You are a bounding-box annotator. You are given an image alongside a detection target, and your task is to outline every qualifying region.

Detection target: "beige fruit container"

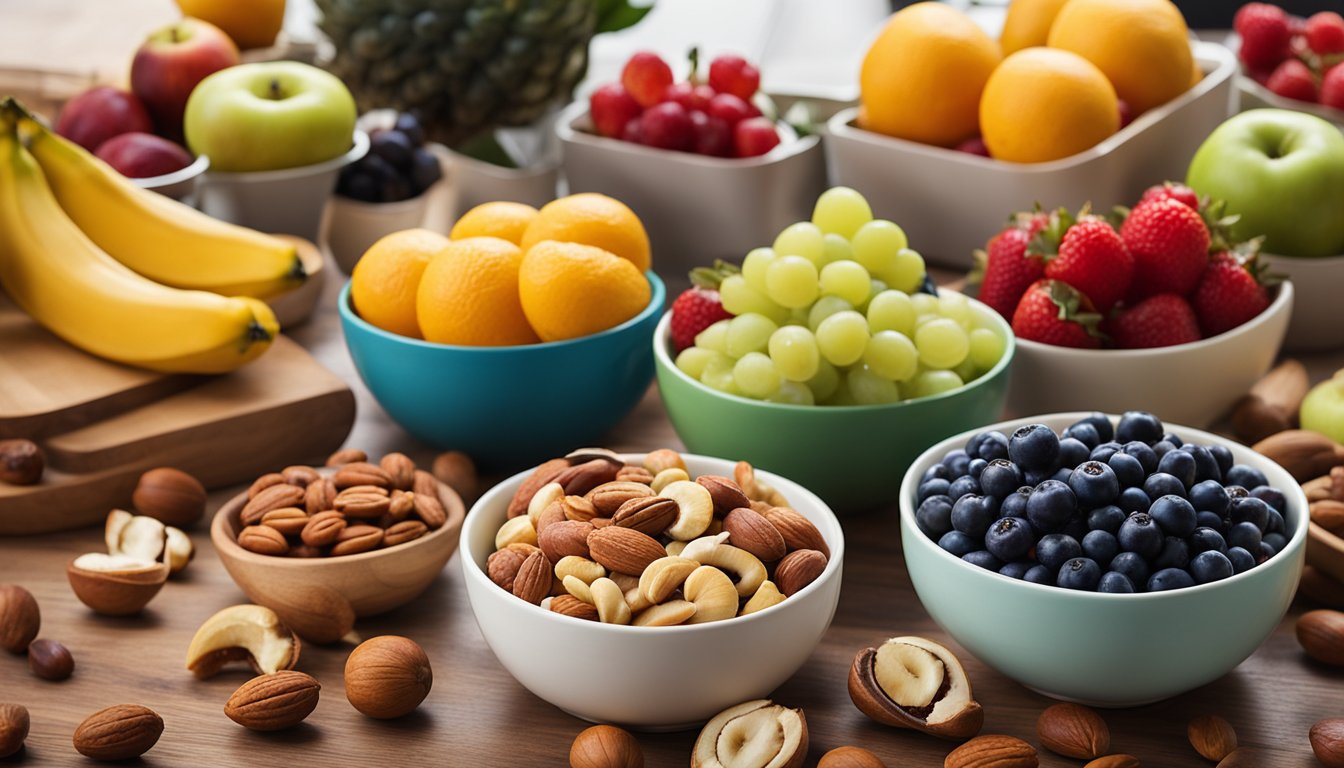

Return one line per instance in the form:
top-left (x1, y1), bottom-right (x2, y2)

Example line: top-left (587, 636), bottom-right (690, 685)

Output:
top-left (1262, 252), bottom-right (1344, 351)
top-left (825, 41), bottom-right (1237, 269)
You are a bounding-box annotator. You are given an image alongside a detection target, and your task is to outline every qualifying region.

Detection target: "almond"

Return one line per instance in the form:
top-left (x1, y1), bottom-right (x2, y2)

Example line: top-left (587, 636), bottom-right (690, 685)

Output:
top-left (304, 477), bottom-right (337, 515)
top-left (550, 594), bottom-right (599, 621)
top-left (1037, 703), bottom-right (1109, 759)
top-left (239, 525), bottom-right (289, 556)
top-left (331, 525), bottom-right (383, 556)
top-left (588, 526), bottom-right (666, 576)
top-left (507, 458), bottom-right (571, 518)
top-left (281, 465), bottom-right (320, 487)
top-left (333, 461), bottom-right (392, 489)
top-left (247, 472), bottom-right (286, 499)
top-left (538, 520), bottom-right (595, 563)
top-left (774, 549), bottom-right (826, 596)
top-left (556, 459), bottom-right (621, 496)
top-left (225, 670), bottom-right (320, 731)
top-left (73, 704), bottom-right (163, 760)
top-left (380, 452), bottom-right (417, 490)
top-left (512, 551), bottom-right (552, 605)
top-left (723, 507), bottom-right (787, 562)
top-left (944, 734), bottom-right (1038, 768)
top-left (1084, 756), bottom-right (1140, 768)
top-left (612, 496), bottom-right (678, 537)
top-left (586, 481), bottom-right (654, 516)
top-left (1188, 715), bottom-right (1237, 761)
top-left (487, 548), bottom-right (528, 591)
top-left (1310, 718), bottom-right (1344, 768)
top-left (384, 520), bottom-right (428, 547)
top-left (325, 448), bottom-right (368, 467)
top-left (241, 483), bottom-right (306, 526)
top-left (1297, 609), bottom-right (1344, 666)
top-left (763, 506), bottom-right (830, 558)
top-left (301, 510), bottom-right (346, 547)
top-left (260, 507), bottom-right (309, 536)
top-left (697, 475), bottom-right (751, 515)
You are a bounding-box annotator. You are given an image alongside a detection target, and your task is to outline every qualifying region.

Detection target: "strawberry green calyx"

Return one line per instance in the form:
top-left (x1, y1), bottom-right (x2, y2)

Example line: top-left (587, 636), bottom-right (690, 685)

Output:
top-left (1045, 279), bottom-right (1106, 340)
top-left (688, 260), bottom-right (740, 291)
top-left (1026, 206), bottom-right (1078, 261)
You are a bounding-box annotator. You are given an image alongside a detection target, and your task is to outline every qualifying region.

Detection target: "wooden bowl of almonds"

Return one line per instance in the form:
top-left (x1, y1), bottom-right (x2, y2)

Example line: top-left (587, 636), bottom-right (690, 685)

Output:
top-left (211, 450), bottom-right (466, 625)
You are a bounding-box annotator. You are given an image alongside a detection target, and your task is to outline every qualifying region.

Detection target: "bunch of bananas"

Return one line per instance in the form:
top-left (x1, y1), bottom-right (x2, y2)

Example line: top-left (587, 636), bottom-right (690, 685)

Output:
top-left (0, 98), bottom-right (306, 374)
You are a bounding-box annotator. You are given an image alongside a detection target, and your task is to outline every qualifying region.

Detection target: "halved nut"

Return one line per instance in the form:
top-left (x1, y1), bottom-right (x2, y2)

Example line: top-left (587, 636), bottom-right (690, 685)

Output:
top-left (633, 600), bottom-right (696, 627)
top-left (684, 565), bottom-right (739, 624)
top-left (495, 516), bottom-right (538, 550)
top-left (623, 585), bottom-right (653, 613)
top-left (590, 578), bottom-right (631, 625)
top-left (639, 556), bottom-right (699, 604)
top-left (67, 554), bottom-right (169, 616)
top-left (105, 510), bottom-right (133, 554)
top-left (663, 480), bottom-right (715, 541)
top-left (164, 527), bottom-right (194, 574)
top-left (527, 482), bottom-right (565, 525)
top-left (692, 699), bottom-right (807, 768)
top-left (186, 604), bottom-right (300, 680)
top-left (554, 556), bottom-right (605, 585)
top-left (117, 515), bottom-right (167, 562)
top-left (563, 575), bottom-right (594, 604)
top-left (848, 636), bottom-right (983, 740)
top-left (740, 581), bottom-right (786, 617)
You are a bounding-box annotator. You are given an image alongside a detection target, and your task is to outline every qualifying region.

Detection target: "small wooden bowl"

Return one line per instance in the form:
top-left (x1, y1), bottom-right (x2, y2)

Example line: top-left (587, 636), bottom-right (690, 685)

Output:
top-left (1307, 521), bottom-right (1344, 585)
top-left (211, 472), bottom-right (465, 619)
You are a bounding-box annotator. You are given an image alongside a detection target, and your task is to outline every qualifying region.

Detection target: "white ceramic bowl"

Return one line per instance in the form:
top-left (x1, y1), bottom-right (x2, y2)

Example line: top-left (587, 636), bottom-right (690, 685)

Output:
top-left (825, 41), bottom-right (1237, 269)
top-left (901, 413), bottom-right (1307, 706)
top-left (1262, 253), bottom-right (1344, 351)
top-left (460, 453), bottom-right (845, 730)
top-left (131, 153), bottom-right (209, 202)
top-left (1007, 282), bottom-right (1293, 427)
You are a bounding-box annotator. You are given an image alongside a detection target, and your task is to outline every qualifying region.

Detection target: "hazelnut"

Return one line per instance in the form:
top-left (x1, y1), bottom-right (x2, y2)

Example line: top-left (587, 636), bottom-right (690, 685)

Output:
top-left (432, 450), bottom-right (478, 501)
top-left (848, 636), bottom-right (983, 740)
top-left (28, 638), bottom-right (73, 681)
top-left (1311, 718), bottom-right (1344, 768)
top-left (0, 703), bottom-right (29, 758)
top-left (0, 439), bottom-right (43, 485)
top-left (132, 467), bottom-right (207, 528)
top-left (344, 636), bottom-right (432, 719)
top-left (0, 584), bottom-right (40, 654)
top-left (569, 724), bottom-right (644, 768)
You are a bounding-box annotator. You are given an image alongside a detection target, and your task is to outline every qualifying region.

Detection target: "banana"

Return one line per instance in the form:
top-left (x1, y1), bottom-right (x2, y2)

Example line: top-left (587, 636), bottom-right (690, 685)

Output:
top-left (21, 116), bottom-right (305, 299)
top-left (0, 127), bottom-right (277, 374)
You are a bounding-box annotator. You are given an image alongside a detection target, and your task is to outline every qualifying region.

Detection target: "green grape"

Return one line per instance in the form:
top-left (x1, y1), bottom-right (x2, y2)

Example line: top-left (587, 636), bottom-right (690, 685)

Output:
top-left (676, 346), bottom-right (726, 379)
top-left (938, 291), bottom-right (973, 327)
top-left (720, 274), bottom-right (788, 323)
top-left (954, 358), bottom-right (979, 384)
top-left (863, 330), bottom-right (918, 382)
top-left (816, 310), bottom-right (870, 366)
top-left (911, 293), bottom-right (939, 316)
top-left (764, 255), bottom-right (820, 309)
top-left (808, 295), bottom-right (853, 331)
top-left (848, 365), bottom-right (902, 404)
top-left (915, 318), bottom-right (970, 369)
top-left (824, 378), bottom-right (857, 406)
top-left (767, 325), bottom-right (820, 382)
top-left (908, 369), bottom-right (964, 399)
top-left (733, 352), bottom-right (782, 398)
top-left (881, 247), bottom-right (927, 293)
top-left (806, 359), bottom-right (840, 402)
top-left (700, 354), bottom-right (741, 394)
top-left (741, 247), bottom-right (776, 294)
top-left (772, 222), bottom-right (826, 266)
top-left (968, 327), bottom-right (1005, 370)
top-left (812, 186), bottom-right (873, 239)
top-left (726, 313), bottom-right (778, 358)
top-left (766, 380), bottom-right (815, 406)
top-left (818, 260), bottom-right (872, 306)
top-left (694, 319), bottom-right (731, 354)
top-left (866, 290), bottom-right (915, 335)
top-left (851, 219), bottom-right (905, 278)
top-left (822, 233), bottom-right (854, 265)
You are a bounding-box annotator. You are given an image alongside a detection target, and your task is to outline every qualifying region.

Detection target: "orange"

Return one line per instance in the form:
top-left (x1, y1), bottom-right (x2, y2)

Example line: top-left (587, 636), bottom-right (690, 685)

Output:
top-left (175, 0), bottom-right (285, 49)
top-left (350, 228), bottom-right (449, 339)
top-left (449, 201), bottom-right (538, 245)
top-left (519, 193), bottom-right (651, 273)
top-left (518, 241), bottom-right (651, 342)
top-left (858, 2), bottom-right (1002, 148)
top-left (1000, 0), bottom-right (1071, 55)
top-left (1047, 0), bottom-right (1194, 115)
top-left (416, 237), bottom-right (539, 346)
top-left (980, 48), bottom-right (1119, 164)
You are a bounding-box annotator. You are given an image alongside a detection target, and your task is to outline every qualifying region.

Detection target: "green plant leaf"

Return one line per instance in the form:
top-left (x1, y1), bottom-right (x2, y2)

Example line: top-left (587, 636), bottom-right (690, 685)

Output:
top-left (596, 0), bottom-right (653, 34)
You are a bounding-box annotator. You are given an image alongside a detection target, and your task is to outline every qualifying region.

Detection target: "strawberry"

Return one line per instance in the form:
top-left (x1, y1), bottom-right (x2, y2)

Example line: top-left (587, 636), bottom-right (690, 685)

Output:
top-left (1011, 279), bottom-right (1104, 349)
top-left (1322, 64), bottom-right (1344, 110)
top-left (669, 263), bottom-right (735, 351)
top-left (1192, 250), bottom-right (1271, 337)
top-left (1041, 216), bottom-right (1133, 313)
top-left (972, 211), bottom-right (1049, 319)
top-left (1109, 294), bottom-right (1201, 349)
top-left (1120, 198), bottom-right (1211, 299)
top-left (1139, 182), bottom-right (1199, 210)
top-left (1266, 58), bottom-right (1318, 102)
top-left (1307, 11), bottom-right (1344, 56)
top-left (1235, 3), bottom-right (1293, 70)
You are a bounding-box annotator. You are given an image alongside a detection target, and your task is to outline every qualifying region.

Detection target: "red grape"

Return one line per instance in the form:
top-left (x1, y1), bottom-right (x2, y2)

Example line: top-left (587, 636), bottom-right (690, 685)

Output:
top-left (707, 92), bottom-right (758, 126)
top-left (640, 101), bottom-right (693, 151)
top-left (622, 51), bottom-right (674, 109)
top-left (708, 54), bottom-right (761, 101)
top-left (621, 116), bottom-right (645, 145)
top-left (733, 117), bottom-right (780, 158)
top-left (664, 82), bottom-right (715, 113)
top-left (590, 83), bottom-right (642, 138)
top-left (690, 110), bottom-right (732, 156)
top-left (953, 136), bottom-right (990, 157)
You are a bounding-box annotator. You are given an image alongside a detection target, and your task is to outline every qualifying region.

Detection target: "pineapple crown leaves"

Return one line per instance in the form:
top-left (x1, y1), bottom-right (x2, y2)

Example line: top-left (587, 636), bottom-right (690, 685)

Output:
top-left (1045, 279), bottom-right (1107, 340)
top-left (687, 260), bottom-right (740, 291)
top-left (595, 0), bottom-right (654, 35)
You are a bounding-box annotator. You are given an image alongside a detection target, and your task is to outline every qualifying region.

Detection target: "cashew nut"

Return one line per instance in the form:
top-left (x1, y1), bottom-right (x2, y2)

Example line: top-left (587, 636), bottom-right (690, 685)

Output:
top-left (633, 600), bottom-right (696, 627)
top-left (666, 541), bottom-right (688, 557)
top-left (494, 515), bottom-right (537, 550)
top-left (554, 556), bottom-right (605, 585)
top-left (563, 574), bottom-right (593, 604)
top-left (682, 543), bottom-right (766, 597)
top-left (651, 467), bottom-right (691, 493)
top-left (639, 556), bottom-right (699, 604)
top-left (678, 532), bottom-right (731, 562)
top-left (740, 580), bottom-right (786, 616)
top-left (527, 481), bottom-right (565, 525)
top-left (683, 565), bottom-right (738, 624)
top-left (590, 577), bottom-right (631, 625)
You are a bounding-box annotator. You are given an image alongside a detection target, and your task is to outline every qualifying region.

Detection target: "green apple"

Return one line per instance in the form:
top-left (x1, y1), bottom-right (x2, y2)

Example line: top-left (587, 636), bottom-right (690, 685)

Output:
top-left (184, 61), bottom-right (357, 172)
top-left (1186, 109), bottom-right (1344, 258)
top-left (1302, 369), bottom-right (1344, 446)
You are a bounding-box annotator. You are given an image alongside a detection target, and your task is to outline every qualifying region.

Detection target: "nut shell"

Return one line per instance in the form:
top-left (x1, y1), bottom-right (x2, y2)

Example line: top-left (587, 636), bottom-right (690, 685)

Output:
top-left (570, 724), bottom-right (644, 768)
top-left (0, 703), bottom-right (28, 758)
top-left (132, 467), bottom-right (206, 528)
top-left (848, 637), bottom-right (983, 741)
top-left (1037, 702), bottom-right (1109, 759)
top-left (344, 635), bottom-right (433, 719)
top-left (72, 704), bottom-right (163, 761)
top-left (0, 584), bottom-right (40, 653)
top-left (66, 557), bottom-right (168, 615)
top-left (28, 638), bottom-right (74, 681)
top-left (225, 670), bottom-right (321, 731)
top-left (1311, 718), bottom-right (1344, 768)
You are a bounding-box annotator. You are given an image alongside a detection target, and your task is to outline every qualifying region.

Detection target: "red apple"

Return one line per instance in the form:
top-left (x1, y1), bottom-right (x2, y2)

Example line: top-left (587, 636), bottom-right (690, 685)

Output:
top-left (55, 86), bottom-right (154, 153)
top-left (94, 132), bottom-right (194, 178)
top-left (130, 17), bottom-right (239, 141)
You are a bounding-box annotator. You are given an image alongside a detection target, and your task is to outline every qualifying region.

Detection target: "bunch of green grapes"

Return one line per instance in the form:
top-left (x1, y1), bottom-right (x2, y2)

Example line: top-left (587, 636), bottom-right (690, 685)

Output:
top-left (674, 187), bottom-right (1008, 406)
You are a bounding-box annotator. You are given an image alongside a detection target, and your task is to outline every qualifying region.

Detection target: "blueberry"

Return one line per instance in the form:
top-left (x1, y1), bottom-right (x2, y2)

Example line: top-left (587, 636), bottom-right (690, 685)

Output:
top-left (1052, 467), bottom-right (1074, 484)
top-left (1098, 571), bottom-right (1135, 593)
top-left (962, 550), bottom-right (1003, 570)
top-left (1009, 424), bottom-right (1061, 472)
top-left (1162, 432), bottom-right (1184, 448)
top-left (1189, 480), bottom-right (1231, 516)
top-left (1082, 529), bottom-right (1119, 565)
top-left (1149, 495), bottom-right (1197, 537)
top-left (1063, 422), bottom-right (1101, 449)
top-left (915, 495), bottom-right (954, 538)
top-left (1259, 540), bottom-right (1277, 560)
top-left (1263, 531), bottom-right (1287, 554)
top-left (1157, 450), bottom-right (1196, 489)
top-left (1153, 536), bottom-right (1190, 570)
top-left (1116, 411), bottom-right (1164, 445)
top-left (1147, 567), bottom-right (1196, 591)
top-left (922, 463), bottom-right (952, 483)
top-left (370, 129), bottom-right (415, 171)
top-left (1196, 511), bottom-right (1226, 532)
top-left (1069, 461), bottom-right (1120, 508)
top-left (1227, 546), bottom-right (1256, 573)
top-left (938, 530), bottom-right (979, 557)
top-left (1107, 452), bottom-right (1145, 488)
top-left (968, 458), bottom-right (988, 479)
top-left (1120, 441), bottom-right (1159, 474)
top-left (1023, 469), bottom-right (1053, 487)
top-left (1225, 464), bottom-right (1268, 490)
top-left (948, 475), bottom-right (980, 502)
top-left (394, 111), bottom-right (426, 146)
top-left (1229, 496), bottom-right (1270, 532)
top-left (979, 459), bottom-right (1024, 499)
top-left (1266, 508), bottom-right (1286, 535)
top-left (1180, 444), bottom-right (1221, 483)
top-left (1117, 487), bottom-right (1152, 514)
top-left (1063, 516), bottom-right (1089, 542)
top-left (1036, 533), bottom-right (1083, 571)
top-left (1226, 521), bottom-right (1263, 553)
top-left (1208, 444), bottom-right (1235, 476)
top-left (951, 494), bottom-right (998, 539)
top-left (1088, 505), bottom-right (1126, 533)
top-left (1190, 527), bottom-right (1228, 554)
top-left (1024, 564), bottom-right (1054, 585)
top-left (1058, 438), bottom-right (1091, 469)
top-left (1027, 480), bottom-right (1077, 532)
top-left (999, 487), bottom-right (1031, 519)
top-left (1118, 512), bottom-right (1163, 560)
top-left (1108, 551), bottom-right (1151, 587)
top-left (1057, 557), bottom-right (1102, 591)
top-left (1226, 485), bottom-right (1250, 499)
top-left (943, 449), bottom-right (972, 478)
top-left (408, 147), bottom-right (442, 193)
top-left (1190, 550), bottom-right (1234, 583)
top-left (1074, 413), bottom-right (1115, 443)
top-left (985, 516), bottom-right (1034, 562)
top-left (970, 431), bottom-right (1009, 461)
top-left (917, 478), bottom-right (951, 504)
top-left (1143, 472), bottom-right (1187, 500)
top-left (999, 560), bottom-right (1034, 579)
top-left (1250, 486), bottom-right (1287, 515)
top-left (1152, 440), bottom-right (1178, 459)
top-left (1089, 441), bottom-right (1123, 463)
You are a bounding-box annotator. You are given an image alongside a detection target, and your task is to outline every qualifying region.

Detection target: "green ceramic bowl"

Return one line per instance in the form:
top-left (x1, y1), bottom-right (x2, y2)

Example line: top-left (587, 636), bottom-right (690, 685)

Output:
top-left (653, 295), bottom-right (1014, 512)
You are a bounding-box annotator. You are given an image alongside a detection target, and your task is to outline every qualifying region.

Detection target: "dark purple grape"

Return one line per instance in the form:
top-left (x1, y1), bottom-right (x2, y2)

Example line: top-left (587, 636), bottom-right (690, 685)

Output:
top-left (371, 130), bottom-right (415, 171)
top-left (409, 147), bottom-right (443, 194)
top-left (394, 112), bottom-right (426, 146)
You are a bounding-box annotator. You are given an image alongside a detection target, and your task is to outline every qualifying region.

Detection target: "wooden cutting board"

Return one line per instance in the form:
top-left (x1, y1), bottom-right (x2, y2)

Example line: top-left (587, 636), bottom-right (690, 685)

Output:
top-left (0, 294), bottom-right (356, 535)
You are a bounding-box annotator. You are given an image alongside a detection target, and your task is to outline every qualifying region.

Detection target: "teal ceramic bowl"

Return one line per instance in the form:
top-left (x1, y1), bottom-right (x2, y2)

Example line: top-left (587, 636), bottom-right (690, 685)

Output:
top-left (653, 295), bottom-right (1014, 512)
top-left (900, 413), bottom-right (1307, 707)
top-left (339, 273), bottom-right (665, 469)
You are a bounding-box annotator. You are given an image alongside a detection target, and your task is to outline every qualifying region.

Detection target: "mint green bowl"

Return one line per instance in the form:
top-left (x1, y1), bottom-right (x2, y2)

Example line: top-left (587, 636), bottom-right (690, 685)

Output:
top-left (653, 296), bottom-right (1014, 512)
top-left (900, 413), bottom-right (1307, 706)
